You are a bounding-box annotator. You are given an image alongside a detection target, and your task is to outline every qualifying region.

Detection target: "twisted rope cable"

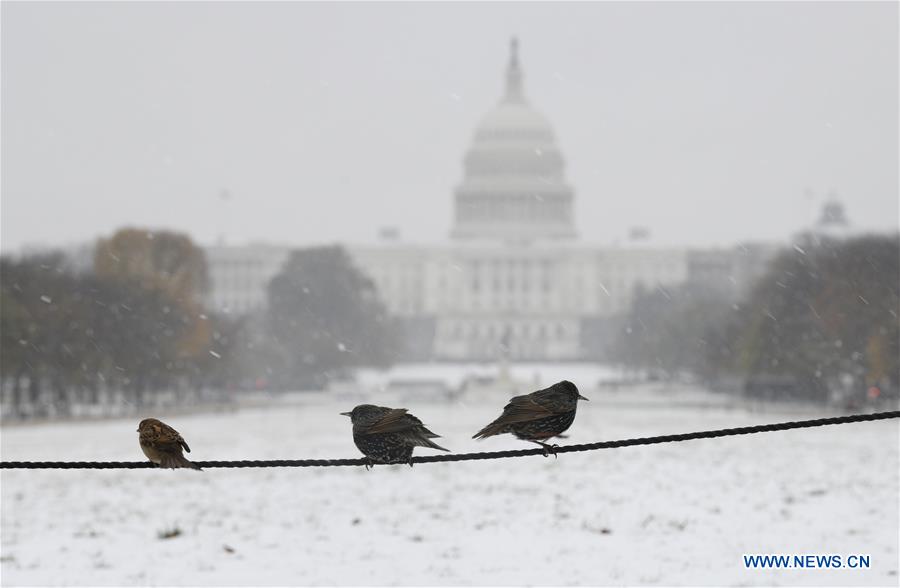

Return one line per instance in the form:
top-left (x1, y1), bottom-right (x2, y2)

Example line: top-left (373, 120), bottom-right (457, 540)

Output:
top-left (2, 410), bottom-right (897, 469)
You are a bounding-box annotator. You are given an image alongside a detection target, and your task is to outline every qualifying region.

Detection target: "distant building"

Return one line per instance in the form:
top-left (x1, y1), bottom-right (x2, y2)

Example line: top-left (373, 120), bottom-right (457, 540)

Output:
top-left (810, 198), bottom-right (854, 241)
top-left (203, 39), bottom-right (772, 361)
top-left (788, 197), bottom-right (861, 253)
top-left (205, 243), bottom-right (289, 314)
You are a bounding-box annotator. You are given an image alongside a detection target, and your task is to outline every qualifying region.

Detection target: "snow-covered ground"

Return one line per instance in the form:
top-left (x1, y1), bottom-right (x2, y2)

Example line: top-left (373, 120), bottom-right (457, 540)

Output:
top-left (2, 380), bottom-right (897, 586)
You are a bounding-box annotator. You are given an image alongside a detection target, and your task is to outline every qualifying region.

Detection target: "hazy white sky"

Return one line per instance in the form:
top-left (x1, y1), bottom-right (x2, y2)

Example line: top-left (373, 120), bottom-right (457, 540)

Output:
top-left (2, 1), bottom-right (897, 252)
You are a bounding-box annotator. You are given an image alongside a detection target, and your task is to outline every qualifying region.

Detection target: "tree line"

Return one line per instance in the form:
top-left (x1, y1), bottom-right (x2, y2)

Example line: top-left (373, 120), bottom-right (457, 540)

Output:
top-left (5, 226), bottom-right (893, 417)
top-left (609, 233), bottom-right (900, 405)
top-left (0, 230), bottom-right (399, 419)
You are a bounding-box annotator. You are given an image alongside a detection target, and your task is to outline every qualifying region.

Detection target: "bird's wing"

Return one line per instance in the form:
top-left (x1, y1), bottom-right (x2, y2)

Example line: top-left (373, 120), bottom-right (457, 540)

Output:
top-left (362, 408), bottom-right (416, 434)
top-left (147, 422), bottom-right (190, 453)
top-left (472, 393), bottom-right (555, 439)
top-left (495, 393), bottom-right (557, 424)
top-left (530, 386), bottom-right (572, 412)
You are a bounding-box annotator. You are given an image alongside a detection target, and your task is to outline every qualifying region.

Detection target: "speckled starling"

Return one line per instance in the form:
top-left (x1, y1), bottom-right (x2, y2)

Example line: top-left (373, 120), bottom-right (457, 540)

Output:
top-left (341, 404), bottom-right (449, 467)
top-left (473, 380), bottom-right (589, 455)
top-left (137, 418), bottom-right (202, 470)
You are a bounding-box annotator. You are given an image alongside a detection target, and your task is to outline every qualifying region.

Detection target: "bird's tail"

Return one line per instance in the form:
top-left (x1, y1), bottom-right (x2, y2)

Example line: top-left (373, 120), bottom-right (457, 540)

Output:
top-left (159, 453), bottom-right (203, 471)
top-left (413, 433), bottom-right (450, 452)
top-left (472, 420), bottom-right (507, 440)
top-left (419, 425), bottom-right (442, 439)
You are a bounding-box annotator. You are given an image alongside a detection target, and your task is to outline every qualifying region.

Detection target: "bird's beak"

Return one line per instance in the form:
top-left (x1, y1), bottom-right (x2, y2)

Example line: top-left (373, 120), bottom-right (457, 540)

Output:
top-left (339, 412), bottom-right (351, 417)
top-left (578, 394), bottom-right (590, 401)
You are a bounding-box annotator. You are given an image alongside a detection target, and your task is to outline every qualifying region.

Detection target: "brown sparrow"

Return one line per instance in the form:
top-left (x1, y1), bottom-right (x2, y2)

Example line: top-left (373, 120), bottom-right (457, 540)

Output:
top-left (137, 418), bottom-right (202, 470)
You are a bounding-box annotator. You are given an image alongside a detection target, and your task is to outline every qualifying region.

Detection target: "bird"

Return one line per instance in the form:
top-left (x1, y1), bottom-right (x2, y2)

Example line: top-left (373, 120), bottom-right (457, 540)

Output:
top-left (137, 418), bottom-right (202, 470)
top-left (341, 404), bottom-right (449, 468)
top-left (473, 380), bottom-right (589, 456)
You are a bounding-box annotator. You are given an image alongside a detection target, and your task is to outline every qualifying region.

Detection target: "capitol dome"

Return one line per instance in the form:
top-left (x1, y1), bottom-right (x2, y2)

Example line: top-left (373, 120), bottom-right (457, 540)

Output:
top-left (474, 104), bottom-right (554, 141)
top-left (451, 38), bottom-right (576, 242)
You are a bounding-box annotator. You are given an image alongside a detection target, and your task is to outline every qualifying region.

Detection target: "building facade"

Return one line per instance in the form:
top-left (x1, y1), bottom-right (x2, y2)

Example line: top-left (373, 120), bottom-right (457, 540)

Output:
top-left (204, 40), bottom-right (768, 361)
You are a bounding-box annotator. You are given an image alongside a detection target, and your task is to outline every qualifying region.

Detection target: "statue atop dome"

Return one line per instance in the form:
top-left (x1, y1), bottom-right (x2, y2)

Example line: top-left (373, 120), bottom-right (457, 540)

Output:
top-left (504, 36), bottom-right (526, 104)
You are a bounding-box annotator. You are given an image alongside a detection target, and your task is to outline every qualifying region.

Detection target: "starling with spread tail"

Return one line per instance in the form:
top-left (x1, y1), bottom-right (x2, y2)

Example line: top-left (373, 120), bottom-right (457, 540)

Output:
top-left (341, 404), bottom-right (449, 467)
top-left (138, 418), bottom-right (202, 470)
top-left (473, 380), bottom-right (589, 455)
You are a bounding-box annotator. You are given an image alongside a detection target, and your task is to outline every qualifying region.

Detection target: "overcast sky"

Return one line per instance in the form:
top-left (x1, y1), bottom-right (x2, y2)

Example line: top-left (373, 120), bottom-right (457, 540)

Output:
top-left (2, 1), bottom-right (897, 252)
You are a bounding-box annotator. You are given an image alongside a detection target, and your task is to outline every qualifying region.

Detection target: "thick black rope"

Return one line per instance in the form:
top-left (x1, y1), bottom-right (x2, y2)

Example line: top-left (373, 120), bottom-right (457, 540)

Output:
top-left (2, 411), bottom-right (897, 469)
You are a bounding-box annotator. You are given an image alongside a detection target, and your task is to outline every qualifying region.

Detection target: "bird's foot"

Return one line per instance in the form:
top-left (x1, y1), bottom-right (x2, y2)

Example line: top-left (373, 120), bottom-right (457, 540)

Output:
top-left (364, 458), bottom-right (374, 471)
top-left (533, 441), bottom-right (559, 458)
top-left (407, 457), bottom-right (415, 468)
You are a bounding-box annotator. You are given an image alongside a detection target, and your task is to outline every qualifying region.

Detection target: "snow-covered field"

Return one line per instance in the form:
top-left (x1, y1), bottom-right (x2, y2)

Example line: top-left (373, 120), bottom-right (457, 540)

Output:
top-left (2, 381), bottom-right (898, 586)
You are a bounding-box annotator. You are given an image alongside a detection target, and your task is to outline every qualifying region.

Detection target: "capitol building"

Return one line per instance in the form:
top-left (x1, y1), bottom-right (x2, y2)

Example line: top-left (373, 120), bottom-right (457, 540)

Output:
top-left (206, 40), bottom-right (771, 361)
